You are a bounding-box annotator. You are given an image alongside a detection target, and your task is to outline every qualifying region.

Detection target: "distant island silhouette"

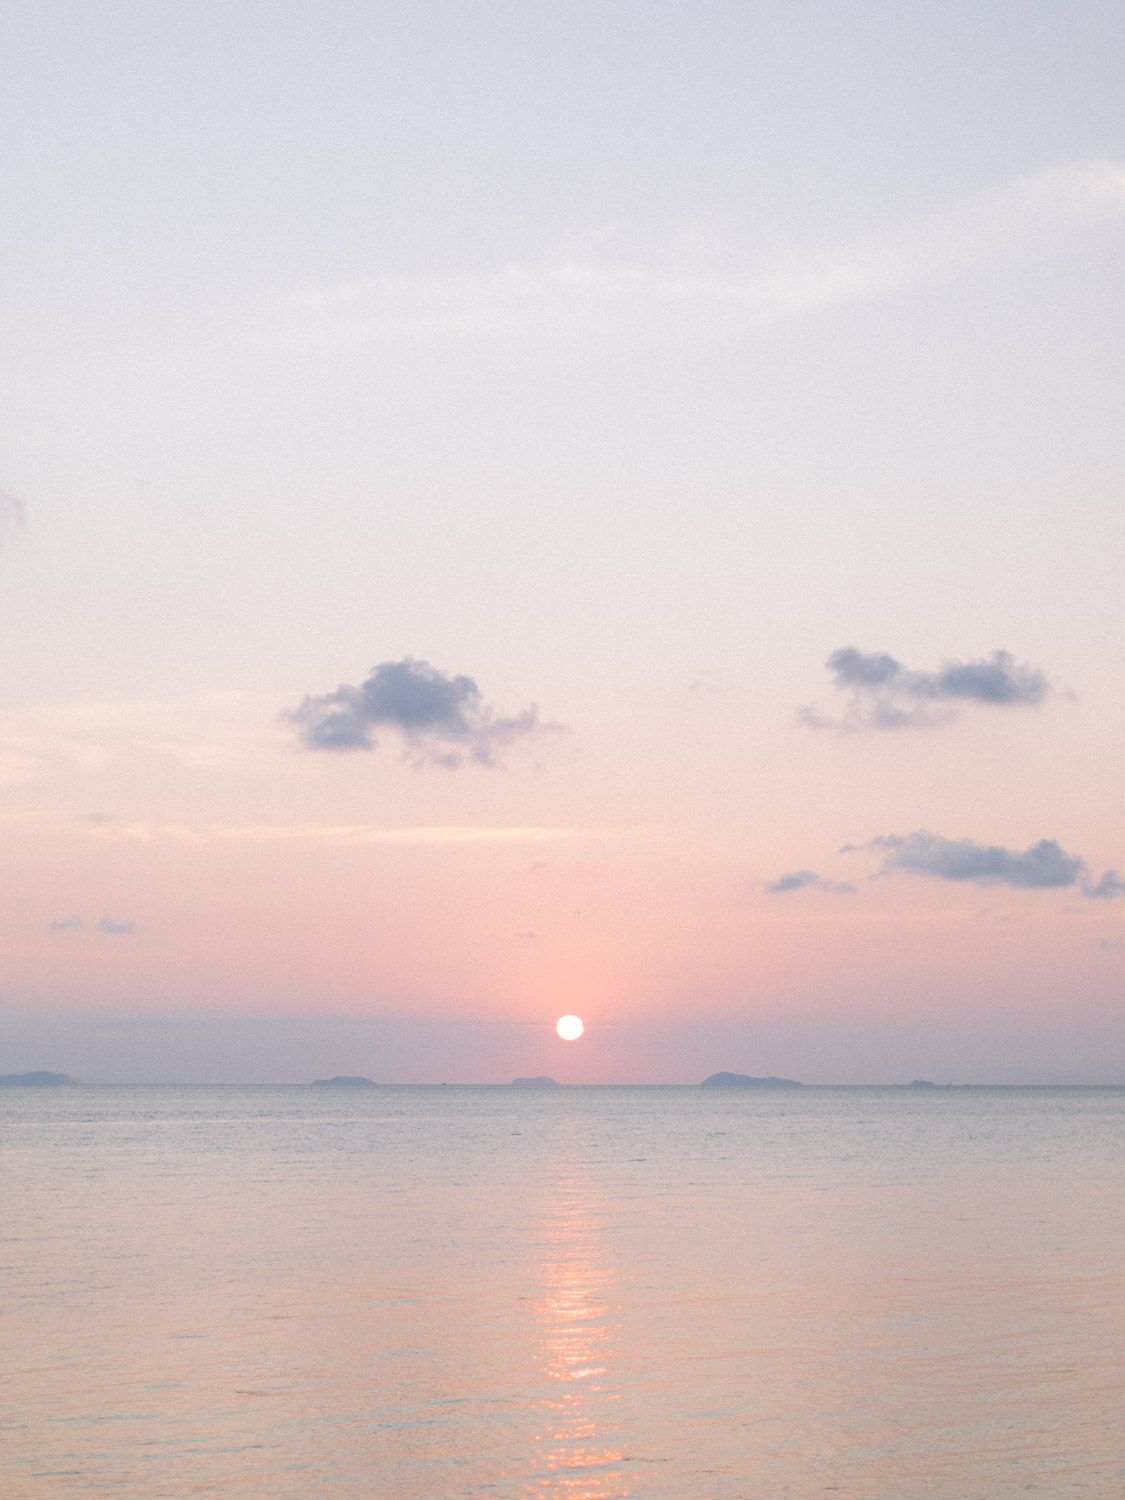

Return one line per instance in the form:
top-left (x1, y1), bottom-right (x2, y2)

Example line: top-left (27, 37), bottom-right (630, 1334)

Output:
top-left (311, 1075), bottom-right (377, 1087)
top-left (701, 1072), bottom-right (803, 1088)
top-left (0, 1071), bottom-right (76, 1086)
top-left (510, 1076), bottom-right (560, 1087)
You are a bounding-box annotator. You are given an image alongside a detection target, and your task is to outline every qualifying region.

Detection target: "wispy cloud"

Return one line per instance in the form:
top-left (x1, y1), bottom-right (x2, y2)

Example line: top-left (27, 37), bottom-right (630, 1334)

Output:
top-left (766, 870), bottom-right (857, 895)
top-left (487, 928), bottom-right (542, 945)
top-left (1, 489), bottom-right (25, 547)
top-left (292, 161), bottom-right (1125, 343)
top-left (849, 831), bottom-right (1122, 899)
top-left (0, 692), bottom-right (293, 786)
top-left (82, 820), bottom-right (597, 848)
top-left (801, 647), bottom-right (1053, 731)
top-left (287, 657), bottom-right (561, 768)
top-left (47, 913), bottom-right (137, 935)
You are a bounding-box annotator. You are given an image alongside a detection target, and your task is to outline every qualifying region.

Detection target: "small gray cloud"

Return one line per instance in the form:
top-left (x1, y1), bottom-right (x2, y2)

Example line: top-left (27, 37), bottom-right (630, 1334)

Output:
top-left (767, 869), bottom-right (820, 894)
top-left (851, 831), bottom-right (1120, 899)
top-left (766, 869), bottom-right (856, 895)
top-left (872, 832), bottom-right (1083, 887)
top-left (829, 647), bottom-right (1049, 705)
top-left (803, 647), bottom-right (1052, 730)
top-left (287, 657), bottom-right (558, 768)
top-left (96, 917), bottom-right (136, 935)
top-left (48, 915), bottom-right (83, 933)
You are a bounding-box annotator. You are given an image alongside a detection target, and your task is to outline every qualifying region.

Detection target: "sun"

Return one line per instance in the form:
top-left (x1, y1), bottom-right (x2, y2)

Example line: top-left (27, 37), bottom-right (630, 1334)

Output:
top-left (555, 1014), bottom-right (584, 1041)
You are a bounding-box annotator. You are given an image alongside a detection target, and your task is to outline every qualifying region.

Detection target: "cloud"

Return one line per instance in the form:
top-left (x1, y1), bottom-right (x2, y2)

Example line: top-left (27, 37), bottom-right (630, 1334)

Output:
top-left (767, 870), bottom-right (820, 894)
top-left (1, 489), bottom-right (25, 547)
top-left (47, 913), bottom-right (139, 934)
top-left (874, 832), bottom-right (1083, 887)
top-left (803, 647), bottom-right (1052, 730)
top-left (766, 869), bottom-right (857, 896)
top-left (828, 647), bottom-right (1049, 704)
top-left (292, 161), bottom-right (1125, 344)
top-left (81, 819), bottom-right (595, 848)
top-left (1083, 870), bottom-right (1125, 901)
top-left (0, 691), bottom-right (296, 788)
top-left (287, 657), bottom-right (558, 768)
top-left (852, 831), bottom-right (1122, 899)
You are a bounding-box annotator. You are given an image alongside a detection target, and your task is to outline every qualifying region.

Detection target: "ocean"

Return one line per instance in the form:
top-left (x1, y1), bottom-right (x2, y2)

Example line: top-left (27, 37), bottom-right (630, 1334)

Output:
top-left (2, 1084), bottom-right (1123, 1498)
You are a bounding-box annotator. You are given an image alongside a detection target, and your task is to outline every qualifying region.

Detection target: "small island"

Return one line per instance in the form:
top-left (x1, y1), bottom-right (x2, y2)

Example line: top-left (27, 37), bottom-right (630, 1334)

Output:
top-left (0, 1071), bottom-right (77, 1086)
top-left (311, 1075), bottom-right (377, 1087)
top-left (510, 1076), bottom-right (560, 1088)
top-left (701, 1072), bottom-right (803, 1088)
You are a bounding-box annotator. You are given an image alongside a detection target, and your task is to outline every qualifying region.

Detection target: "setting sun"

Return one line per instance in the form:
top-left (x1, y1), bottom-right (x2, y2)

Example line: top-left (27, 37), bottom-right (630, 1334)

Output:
top-left (555, 1014), bottom-right (585, 1041)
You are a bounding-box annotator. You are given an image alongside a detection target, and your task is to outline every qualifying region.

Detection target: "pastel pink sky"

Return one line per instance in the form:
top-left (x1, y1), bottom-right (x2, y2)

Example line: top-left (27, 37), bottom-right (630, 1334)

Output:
top-left (1, 3), bottom-right (1122, 1081)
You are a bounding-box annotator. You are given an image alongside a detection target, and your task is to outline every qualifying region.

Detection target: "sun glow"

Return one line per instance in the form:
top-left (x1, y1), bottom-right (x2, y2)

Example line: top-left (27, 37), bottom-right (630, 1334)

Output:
top-left (555, 1014), bottom-right (585, 1041)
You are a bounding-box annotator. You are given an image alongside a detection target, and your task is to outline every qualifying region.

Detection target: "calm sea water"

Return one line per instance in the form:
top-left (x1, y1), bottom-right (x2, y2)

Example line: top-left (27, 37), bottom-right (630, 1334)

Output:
top-left (2, 1085), bottom-right (1123, 1498)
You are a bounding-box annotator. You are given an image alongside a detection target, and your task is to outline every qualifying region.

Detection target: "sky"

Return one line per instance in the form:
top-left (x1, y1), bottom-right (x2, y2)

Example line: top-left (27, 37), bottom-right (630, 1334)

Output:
top-left (2, 0), bottom-right (1123, 1083)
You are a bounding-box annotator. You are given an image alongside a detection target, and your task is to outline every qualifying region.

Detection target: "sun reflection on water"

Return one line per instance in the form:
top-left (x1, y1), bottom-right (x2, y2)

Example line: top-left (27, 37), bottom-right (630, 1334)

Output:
top-left (524, 1163), bottom-right (630, 1499)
